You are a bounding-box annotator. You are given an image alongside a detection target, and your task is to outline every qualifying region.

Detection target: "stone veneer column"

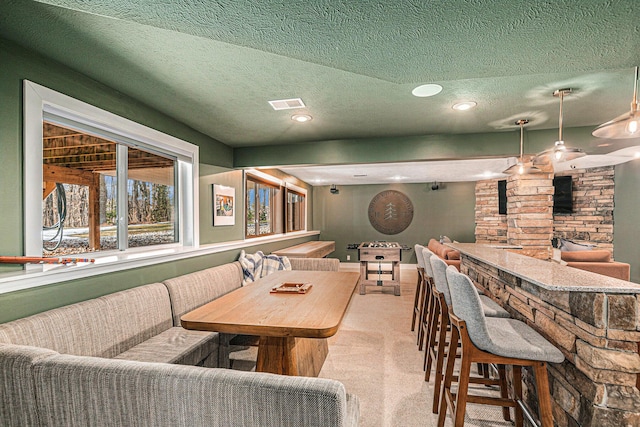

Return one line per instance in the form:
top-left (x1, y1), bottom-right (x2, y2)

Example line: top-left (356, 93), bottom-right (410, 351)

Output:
top-left (474, 180), bottom-right (508, 244)
top-left (506, 171), bottom-right (554, 259)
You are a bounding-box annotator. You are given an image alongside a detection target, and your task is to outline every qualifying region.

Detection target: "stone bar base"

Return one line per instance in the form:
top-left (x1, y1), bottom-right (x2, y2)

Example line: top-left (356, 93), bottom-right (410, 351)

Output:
top-left (461, 255), bottom-right (640, 427)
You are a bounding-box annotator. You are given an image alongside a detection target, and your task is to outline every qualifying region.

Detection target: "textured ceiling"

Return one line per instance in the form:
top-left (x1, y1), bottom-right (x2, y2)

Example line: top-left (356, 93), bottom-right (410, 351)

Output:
top-left (1, 0), bottom-right (639, 149)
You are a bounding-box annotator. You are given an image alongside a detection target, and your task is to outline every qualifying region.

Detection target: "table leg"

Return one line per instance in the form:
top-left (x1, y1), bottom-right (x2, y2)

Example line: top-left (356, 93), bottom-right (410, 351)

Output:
top-left (256, 336), bottom-right (328, 376)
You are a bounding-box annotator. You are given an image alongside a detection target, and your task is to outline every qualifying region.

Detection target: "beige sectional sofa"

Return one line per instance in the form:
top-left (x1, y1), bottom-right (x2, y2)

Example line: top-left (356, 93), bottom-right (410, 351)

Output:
top-left (0, 257), bottom-right (357, 427)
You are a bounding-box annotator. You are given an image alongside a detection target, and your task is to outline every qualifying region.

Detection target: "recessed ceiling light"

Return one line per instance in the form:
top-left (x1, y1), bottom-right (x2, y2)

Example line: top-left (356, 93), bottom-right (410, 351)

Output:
top-left (452, 101), bottom-right (477, 111)
top-left (291, 114), bottom-right (312, 123)
top-left (412, 84), bottom-right (443, 97)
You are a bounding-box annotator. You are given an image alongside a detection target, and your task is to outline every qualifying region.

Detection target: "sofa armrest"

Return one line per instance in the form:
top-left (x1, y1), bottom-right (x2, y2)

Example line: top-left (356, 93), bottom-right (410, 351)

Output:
top-left (0, 344), bottom-right (59, 427)
top-left (33, 355), bottom-right (359, 427)
top-left (289, 257), bottom-right (340, 271)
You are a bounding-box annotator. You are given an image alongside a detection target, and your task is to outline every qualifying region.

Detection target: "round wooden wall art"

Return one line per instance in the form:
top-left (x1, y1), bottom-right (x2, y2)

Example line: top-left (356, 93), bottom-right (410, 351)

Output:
top-left (368, 190), bottom-right (414, 235)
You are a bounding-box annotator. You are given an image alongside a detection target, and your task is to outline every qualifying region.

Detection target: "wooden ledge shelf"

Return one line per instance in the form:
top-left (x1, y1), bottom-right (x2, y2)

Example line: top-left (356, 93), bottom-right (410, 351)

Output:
top-left (272, 241), bottom-right (335, 258)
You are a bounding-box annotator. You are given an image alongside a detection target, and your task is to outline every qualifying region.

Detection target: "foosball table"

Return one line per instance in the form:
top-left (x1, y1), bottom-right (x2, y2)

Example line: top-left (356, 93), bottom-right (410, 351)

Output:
top-left (357, 241), bottom-right (401, 296)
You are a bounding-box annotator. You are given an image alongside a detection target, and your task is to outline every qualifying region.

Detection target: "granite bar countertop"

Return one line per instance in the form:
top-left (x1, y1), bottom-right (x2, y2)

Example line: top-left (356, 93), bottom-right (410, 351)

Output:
top-left (448, 243), bottom-right (640, 293)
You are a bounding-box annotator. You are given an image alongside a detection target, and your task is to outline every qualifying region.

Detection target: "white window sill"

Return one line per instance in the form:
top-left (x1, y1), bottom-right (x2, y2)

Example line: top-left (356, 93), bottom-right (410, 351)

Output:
top-left (0, 230), bottom-right (320, 295)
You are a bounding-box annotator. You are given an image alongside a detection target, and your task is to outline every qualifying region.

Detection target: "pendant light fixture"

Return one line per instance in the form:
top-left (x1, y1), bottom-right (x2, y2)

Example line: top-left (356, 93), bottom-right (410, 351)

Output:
top-left (592, 66), bottom-right (639, 139)
top-left (503, 119), bottom-right (542, 175)
top-left (534, 88), bottom-right (585, 164)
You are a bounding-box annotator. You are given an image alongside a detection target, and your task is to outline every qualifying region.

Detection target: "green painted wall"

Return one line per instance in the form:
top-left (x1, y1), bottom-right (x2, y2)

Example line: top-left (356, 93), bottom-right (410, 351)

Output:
top-left (313, 182), bottom-right (476, 265)
top-left (613, 160), bottom-right (640, 283)
top-left (0, 37), bottom-right (232, 269)
top-left (199, 169), bottom-right (246, 244)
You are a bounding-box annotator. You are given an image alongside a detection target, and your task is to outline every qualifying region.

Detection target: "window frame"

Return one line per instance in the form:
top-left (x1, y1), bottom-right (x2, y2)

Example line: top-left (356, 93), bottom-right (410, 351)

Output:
top-left (24, 81), bottom-right (199, 268)
top-left (244, 171), bottom-right (307, 238)
top-left (245, 172), bottom-right (281, 238)
top-left (285, 183), bottom-right (307, 233)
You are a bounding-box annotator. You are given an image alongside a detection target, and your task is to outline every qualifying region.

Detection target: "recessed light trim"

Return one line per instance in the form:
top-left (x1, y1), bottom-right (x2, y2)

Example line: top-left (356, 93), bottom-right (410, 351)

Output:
top-left (452, 101), bottom-right (477, 111)
top-left (291, 114), bottom-right (312, 123)
top-left (412, 84), bottom-right (443, 97)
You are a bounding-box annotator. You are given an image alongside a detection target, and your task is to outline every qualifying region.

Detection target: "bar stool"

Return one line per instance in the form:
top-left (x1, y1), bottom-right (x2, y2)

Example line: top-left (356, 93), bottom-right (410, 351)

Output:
top-left (438, 267), bottom-right (565, 427)
top-left (417, 247), bottom-right (435, 348)
top-left (424, 255), bottom-right (510, 414)
top-left (412, 244), bottom-right (426, 332)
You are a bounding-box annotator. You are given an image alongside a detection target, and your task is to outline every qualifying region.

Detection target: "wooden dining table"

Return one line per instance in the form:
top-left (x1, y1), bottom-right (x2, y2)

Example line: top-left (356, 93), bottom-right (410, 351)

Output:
top-left (180, 270), bottom-right (360, 377)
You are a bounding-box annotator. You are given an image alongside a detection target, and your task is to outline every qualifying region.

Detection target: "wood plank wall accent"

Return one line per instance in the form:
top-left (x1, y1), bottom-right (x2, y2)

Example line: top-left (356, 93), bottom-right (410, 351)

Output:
top-left (461, 256), bottom-right (640, 427)
top-left (475, 166), bottom-right (616, 257)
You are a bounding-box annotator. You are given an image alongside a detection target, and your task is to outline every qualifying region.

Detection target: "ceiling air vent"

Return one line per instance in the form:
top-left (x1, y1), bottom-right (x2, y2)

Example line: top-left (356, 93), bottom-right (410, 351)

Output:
top-left (268, 98), bottom-right (306, 110)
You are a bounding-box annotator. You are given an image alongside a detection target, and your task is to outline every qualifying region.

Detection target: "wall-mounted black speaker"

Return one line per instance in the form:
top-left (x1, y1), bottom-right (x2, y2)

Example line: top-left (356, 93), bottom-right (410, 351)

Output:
top-left (498, 180), bottom-right (507, 215)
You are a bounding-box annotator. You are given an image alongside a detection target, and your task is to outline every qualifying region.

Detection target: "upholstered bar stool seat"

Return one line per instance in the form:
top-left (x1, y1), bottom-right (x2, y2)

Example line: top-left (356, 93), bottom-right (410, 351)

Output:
top-left (439, 267), bottom-right (564, 427)
top-left (477, 296), bottom-right (508, 318)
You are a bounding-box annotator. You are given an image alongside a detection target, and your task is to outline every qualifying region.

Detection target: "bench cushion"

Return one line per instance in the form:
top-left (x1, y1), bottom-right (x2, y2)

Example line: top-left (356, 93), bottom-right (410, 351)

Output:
top-left (163, 262), bottom-right (243, 326)
top-left (0, 283), bottom-right (173, 358)
top-left (114, 327), bottom-right (219, 367)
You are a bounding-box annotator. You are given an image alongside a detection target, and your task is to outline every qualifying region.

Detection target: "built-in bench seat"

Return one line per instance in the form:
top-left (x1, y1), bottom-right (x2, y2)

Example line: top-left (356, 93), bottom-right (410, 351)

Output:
top-left (0, 256), bottom-right (358, 427)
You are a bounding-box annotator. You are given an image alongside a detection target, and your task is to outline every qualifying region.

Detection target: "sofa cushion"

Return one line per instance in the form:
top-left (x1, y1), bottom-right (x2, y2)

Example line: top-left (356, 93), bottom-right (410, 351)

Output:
top-left (0, 283), bottom-right (173, 358)
top-left (559, 238), bottom-right (595, 251)
top-left (114, 327), bottom-right (219, 367)
top-left (239, 250), bottom-right (265, 285)
top-left (260, 253), bottom-right (292, 278)
top-left (427, 238), bottom-right (459, 260)
top-left (561, 250), bottom-right (611, 263)
top-left (163, 262), bottom-right (243, 326)
top-left (446, 250), bottom-right (461, 260)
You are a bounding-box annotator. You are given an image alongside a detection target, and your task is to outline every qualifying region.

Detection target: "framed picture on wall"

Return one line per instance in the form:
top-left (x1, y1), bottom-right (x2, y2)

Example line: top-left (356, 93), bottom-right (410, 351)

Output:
top-left (213, 184), bottom-right (235, 226)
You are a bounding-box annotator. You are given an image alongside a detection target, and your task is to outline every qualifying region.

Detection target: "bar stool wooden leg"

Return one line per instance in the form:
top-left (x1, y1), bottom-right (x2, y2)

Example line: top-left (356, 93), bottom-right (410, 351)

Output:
top-left (418, 278), bottom-right (433, 349)
top-left (533, 362), bottom-right (554, 427)
top-left (437, 321), bottom-right (459, 427)
top-left (424, 291), bottom-right (442, 375)
top-left (512, 365), bottom-right (524, 427)
top-left (497, 364), bottom-right (512, 422)
top-left (430, 301), bottom-right (450, 413)
top-left (411, 268), bottom-right (424, 331)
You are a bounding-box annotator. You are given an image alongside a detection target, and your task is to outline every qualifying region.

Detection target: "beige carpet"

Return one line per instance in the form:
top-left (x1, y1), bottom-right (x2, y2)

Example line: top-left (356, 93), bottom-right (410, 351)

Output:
top-left (318, 267), bottom-right (521, 427)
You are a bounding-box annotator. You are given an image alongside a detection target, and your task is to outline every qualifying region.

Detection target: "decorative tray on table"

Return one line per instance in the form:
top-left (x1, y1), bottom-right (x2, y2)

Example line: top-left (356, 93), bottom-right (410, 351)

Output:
top-left (270, 282), bottom-right (313, 294)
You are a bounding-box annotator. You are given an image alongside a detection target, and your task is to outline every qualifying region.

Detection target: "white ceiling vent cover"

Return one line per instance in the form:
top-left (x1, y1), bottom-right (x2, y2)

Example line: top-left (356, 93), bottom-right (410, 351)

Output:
top-left (268, 98), bottom-right (306, 110)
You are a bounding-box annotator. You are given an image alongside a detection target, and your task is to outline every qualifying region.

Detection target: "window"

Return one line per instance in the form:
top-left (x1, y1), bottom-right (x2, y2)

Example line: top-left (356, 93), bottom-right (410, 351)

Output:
top-left (42, 123), bottom-right (178, 255)
top-left (244, 172), bottom-right (306, 238)
top-left (286, 188), bottom-right (306, 232)
top-left (24, 81), bottom-right (198, 263)
top-left (245, 174), bottom-right (282, 237)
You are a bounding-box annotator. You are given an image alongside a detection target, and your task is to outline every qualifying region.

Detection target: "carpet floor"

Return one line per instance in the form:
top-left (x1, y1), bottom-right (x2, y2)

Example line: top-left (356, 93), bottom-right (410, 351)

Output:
top-left (318, 267), bottom-right (522, 427)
